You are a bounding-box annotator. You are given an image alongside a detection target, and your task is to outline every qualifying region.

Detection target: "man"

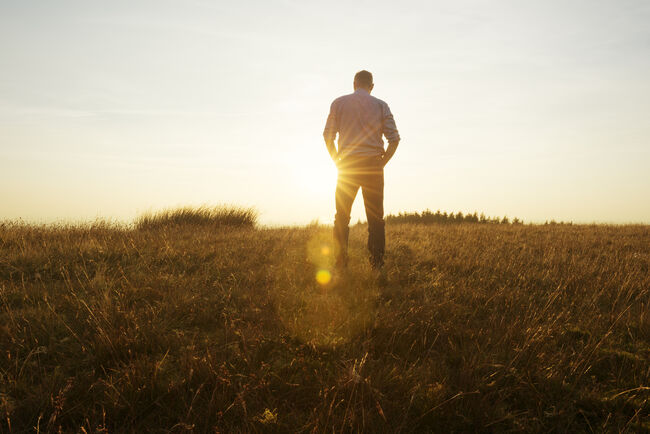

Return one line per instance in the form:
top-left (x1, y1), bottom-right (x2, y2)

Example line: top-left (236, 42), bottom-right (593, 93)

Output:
top-left (323, 70), bottom-right (400, 270)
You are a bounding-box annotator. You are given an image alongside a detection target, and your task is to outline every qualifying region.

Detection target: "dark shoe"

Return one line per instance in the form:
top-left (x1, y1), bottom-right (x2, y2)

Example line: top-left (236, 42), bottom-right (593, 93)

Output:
top-left (369, 256), bottom-right (384, 270)
top-left (335, 255), bottom-right (348, 270)
top-left (372, 267), bottom-right (388, 287)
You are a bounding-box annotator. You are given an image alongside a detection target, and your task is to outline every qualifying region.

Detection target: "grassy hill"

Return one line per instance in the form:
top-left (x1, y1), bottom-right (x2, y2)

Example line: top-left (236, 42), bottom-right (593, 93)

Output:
top-left (1, 210), bottom-right (648, 432)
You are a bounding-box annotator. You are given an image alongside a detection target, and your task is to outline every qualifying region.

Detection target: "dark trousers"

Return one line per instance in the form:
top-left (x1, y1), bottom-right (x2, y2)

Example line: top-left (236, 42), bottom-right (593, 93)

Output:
top-left (333, 156), bottom-right (385, 268)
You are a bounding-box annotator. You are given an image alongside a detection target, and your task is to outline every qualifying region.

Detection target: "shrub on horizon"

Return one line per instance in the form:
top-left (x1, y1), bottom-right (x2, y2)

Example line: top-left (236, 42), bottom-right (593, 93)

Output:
top-left (136, 205), bottom-right (257, 230)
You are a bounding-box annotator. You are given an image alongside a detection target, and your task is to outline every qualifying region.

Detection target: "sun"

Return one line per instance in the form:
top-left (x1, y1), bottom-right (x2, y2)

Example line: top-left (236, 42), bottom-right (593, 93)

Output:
top-left (290, 147), bottom-right (338, 195)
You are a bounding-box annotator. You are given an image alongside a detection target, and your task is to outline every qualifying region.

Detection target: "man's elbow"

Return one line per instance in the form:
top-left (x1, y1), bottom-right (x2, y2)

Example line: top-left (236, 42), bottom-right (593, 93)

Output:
top-left (324, 131), bottom-right (337, 144)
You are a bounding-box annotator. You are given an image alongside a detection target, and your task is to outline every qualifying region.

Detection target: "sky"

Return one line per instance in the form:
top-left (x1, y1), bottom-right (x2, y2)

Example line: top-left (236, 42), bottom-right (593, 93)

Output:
top-left (1, 0), bottom-right (649, 225)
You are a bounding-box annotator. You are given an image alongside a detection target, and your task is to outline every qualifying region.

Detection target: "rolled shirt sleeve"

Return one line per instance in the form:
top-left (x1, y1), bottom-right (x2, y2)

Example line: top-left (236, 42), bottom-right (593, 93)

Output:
top-left (323, 100), bottom-right (339, 143)
top-left (381, 102), bottom-right (400, 145)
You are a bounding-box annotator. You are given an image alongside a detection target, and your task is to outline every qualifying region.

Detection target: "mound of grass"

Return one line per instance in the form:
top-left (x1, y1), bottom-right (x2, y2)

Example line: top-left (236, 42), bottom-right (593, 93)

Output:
top-left (136, 205), bottom-right (257, 230)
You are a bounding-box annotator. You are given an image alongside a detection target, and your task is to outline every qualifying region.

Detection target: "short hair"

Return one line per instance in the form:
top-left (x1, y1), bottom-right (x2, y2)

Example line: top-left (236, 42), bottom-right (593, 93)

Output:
top-left (354, 70), bottom-right (373, 88)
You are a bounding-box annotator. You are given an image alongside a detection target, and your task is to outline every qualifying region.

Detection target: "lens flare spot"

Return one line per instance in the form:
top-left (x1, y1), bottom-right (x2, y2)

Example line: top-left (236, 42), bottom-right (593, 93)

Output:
top-left (321, 246), bottom-right (331, 256)
top-left (316, 269), bottom-right (332, 285)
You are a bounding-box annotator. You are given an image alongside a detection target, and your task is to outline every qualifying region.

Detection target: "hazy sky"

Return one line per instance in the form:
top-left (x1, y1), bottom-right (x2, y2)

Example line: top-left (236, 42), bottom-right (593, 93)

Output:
top-left (1, 0), bottom-right (649, 225)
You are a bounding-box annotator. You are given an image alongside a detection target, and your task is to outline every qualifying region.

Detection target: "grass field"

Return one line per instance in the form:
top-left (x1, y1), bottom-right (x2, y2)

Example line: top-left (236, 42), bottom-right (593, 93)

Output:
top-left (0, 210), bottom-right (648, 432)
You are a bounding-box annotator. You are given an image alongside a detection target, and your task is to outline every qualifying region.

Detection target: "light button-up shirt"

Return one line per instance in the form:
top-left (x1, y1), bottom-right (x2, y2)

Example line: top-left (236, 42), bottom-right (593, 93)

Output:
top-left (323, 88), bottom-right (400, 159)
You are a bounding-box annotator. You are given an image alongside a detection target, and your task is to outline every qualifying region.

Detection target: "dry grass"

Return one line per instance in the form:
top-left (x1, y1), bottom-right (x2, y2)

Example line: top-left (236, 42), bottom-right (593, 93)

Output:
top-left (0, 214), bottom-right (648, 432)
top-left (136, 206), bottom-right (258, 230)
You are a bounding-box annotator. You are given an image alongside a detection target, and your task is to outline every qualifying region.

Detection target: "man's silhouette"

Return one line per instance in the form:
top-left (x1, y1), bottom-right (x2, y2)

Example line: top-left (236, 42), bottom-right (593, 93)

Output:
top-left (323, 70), bottom-right (400, 270)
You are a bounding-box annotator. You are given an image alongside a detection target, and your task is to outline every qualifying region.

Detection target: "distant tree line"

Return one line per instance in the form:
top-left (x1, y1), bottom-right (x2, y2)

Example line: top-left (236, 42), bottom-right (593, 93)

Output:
top-left (384, 210), bottom-right (576, 225)
top-left (385, 210), bottom-right (524, 225)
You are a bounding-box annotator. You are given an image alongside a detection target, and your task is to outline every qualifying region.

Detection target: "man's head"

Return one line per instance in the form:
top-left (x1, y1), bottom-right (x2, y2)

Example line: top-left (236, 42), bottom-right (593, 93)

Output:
top-left (353, 70), bottom-right (374, 92)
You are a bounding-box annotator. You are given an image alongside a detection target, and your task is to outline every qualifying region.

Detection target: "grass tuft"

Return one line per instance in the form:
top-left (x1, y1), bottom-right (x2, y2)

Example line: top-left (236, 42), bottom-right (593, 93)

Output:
top-left (135, 205), bottom-right (257, 230)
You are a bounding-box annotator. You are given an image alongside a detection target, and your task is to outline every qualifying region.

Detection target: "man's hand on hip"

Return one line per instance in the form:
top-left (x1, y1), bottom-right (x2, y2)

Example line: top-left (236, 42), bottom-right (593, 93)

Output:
top-left (325, 141), bottom-right (338, 164)
top-left (382, 141), bottom-right (399, 167)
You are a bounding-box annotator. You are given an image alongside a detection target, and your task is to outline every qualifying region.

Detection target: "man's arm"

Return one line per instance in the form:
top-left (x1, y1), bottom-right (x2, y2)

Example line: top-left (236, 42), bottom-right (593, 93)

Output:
top-left (381, 102), bottom-right (400, 167)
top-left (323, 101), bottom-right (339, 163)
top-left (325, 140), bottom-right (338, 162)
top-left (382, 140), bottom-right (399, 166)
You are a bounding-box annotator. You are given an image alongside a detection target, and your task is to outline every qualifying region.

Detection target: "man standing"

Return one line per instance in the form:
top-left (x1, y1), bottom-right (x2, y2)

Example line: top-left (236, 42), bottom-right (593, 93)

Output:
top-left (323, 70), bottom-right (400, 270)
